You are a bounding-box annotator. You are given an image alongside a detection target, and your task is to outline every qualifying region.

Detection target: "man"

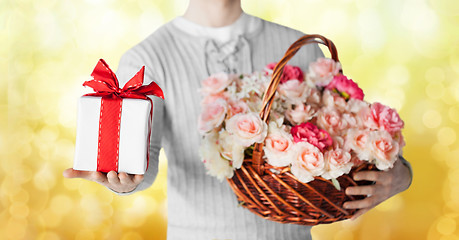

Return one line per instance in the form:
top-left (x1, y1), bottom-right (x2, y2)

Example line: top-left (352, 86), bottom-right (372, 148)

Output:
top-left (64, 0), bottom-right (412, 239)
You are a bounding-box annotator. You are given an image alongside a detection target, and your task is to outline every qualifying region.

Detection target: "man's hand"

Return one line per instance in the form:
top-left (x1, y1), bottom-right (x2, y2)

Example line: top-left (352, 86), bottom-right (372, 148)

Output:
top-left (63, 168), bottom-right (144, 193)
top-left (343, 159), bottom-right (412, 220)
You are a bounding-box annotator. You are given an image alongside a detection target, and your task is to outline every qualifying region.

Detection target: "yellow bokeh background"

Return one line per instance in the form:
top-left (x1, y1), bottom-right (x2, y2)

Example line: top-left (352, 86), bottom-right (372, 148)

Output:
top-left (2, 0), bottom-right (459, 239)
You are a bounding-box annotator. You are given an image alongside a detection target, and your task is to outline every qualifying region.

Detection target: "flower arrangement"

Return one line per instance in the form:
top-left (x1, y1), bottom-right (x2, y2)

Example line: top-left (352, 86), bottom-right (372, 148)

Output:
top-left (198, 57), bottom-right (405, 187)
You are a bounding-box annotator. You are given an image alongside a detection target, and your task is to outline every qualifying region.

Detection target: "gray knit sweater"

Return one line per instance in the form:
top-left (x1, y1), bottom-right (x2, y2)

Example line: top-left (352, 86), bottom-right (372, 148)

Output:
top-left (115, 14), bottom-right (323, 240)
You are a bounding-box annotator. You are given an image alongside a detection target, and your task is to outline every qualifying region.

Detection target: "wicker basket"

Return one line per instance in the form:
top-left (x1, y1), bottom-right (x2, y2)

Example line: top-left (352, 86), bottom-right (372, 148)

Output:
top-left (226, 34), bottom-right (375, 225)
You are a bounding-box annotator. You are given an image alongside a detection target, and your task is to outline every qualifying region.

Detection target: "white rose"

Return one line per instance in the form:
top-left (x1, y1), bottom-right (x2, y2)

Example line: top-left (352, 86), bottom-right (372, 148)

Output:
top-left (199, 131), bottom-right (234, 181)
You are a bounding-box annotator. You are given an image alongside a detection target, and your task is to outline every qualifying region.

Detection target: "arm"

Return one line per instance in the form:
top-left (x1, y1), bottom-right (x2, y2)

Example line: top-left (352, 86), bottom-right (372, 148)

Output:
top-left (64, 51), bottom-right (164, 195)
top-left (343, 155), bottom-right (413, 219)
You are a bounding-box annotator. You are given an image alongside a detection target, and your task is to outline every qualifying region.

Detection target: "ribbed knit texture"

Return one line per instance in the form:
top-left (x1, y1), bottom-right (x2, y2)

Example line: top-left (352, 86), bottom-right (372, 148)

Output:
top-left (115, 14), bottom-right (323, 240)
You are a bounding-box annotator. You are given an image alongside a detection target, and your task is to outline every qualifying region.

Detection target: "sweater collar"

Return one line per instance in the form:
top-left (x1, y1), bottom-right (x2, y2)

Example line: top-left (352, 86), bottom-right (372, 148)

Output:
top-left (171, 12), bottom-right (262, 43)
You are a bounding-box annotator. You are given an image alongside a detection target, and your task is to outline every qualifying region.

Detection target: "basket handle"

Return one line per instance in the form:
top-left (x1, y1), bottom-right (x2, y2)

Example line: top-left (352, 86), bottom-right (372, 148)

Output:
top-left (251, 34), bottom-right (341, 175)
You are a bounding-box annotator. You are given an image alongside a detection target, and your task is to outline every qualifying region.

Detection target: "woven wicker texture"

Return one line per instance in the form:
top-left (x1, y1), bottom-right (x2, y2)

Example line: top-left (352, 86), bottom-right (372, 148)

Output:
top-left (227, 34), bottom-right (375, 225)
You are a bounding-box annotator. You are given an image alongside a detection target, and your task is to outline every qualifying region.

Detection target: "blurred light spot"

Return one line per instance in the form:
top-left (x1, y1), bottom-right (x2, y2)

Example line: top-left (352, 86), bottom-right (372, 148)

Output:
top-left (401, 0), bottom-right (438, 36)
top-left (358, 9), bottom-right (385, 52)
top-left (430, 0), bottom-right (459, 16)
top-left (9, 203), bottom-right (29, 219)
top-left (449, 81), bottom-right (459, 102)
top-left (449, 106), bottom-right (459, 124)
top-left (426, 82), bottom-right (445, 100)
top-left (6, 218), bottom-right (27, 239)
top-left (122, 195), bottom-right (157, 227)
top-left (9, 189), bottom-right (30, 204)
top-left (38, 210), bottom-right (62, 228)
top-left (436, 216), bottom-right (457, 235)
top-left (437, 127), bottom-right (457, 146)
top-left (375, 195), bottom-right (404, 212)
top-left (33, 164), bottom-right (56, 191)
top-left (450, 46), bottom-right (459, 74)
top-left (383, 88), bottom-right (405, 110)
top-left (386, 65), bottom-right (410, 85)
top-left (319, 9), bottom-right (350, 36)
top-left (37, 231), bottom-right (61, 240)
top-left (121, 232), bottom-right (144, 240)
top-left (431, 143), bottom-right (450, 163)
top-left (50, 195), bottom-right (73, 215)
top-left (425, 67), bottom-right (445, 83)
top-left (75, 229), bottom-right (95, 240)
top-left (423, 109), bottom-right (442, 129)
top-left (1, 178), bottom-right (22, 196)
top-left (333, 229), bottom-right (354, 240)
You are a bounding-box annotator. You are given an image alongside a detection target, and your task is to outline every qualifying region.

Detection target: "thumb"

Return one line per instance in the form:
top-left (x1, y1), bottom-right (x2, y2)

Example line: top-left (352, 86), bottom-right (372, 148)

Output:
top-left (63, 168), bottom-right (90, 179)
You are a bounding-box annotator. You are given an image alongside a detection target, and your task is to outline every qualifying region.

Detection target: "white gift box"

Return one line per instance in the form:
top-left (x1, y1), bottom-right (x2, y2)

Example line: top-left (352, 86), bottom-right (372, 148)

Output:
top-left (73, 96), bottom-right (151, 174)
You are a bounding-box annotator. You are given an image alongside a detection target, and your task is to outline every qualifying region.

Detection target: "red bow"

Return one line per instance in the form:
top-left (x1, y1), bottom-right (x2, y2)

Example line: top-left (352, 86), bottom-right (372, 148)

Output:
top-left (83, 59), bottom-right (164, 100)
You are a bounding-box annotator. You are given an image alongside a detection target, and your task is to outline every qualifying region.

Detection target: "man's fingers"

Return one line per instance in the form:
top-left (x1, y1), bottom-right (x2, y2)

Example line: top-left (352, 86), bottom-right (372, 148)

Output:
top-left (133, 175), bottom-right (144, 185)
top-left (346, 184), bottom-right (381, 196)
top-left (353, 171), bottom-right (384, 181)
top-left (91, 171), bottom-right (108, 185)
top-left (343, 196), bottom-right (377, 209)
top-left (63, 168), bottom-right (92, 179)
top-left (107, 171), bottom-right (120, 185)
top-left (119, 172), bottom-right (134, 185)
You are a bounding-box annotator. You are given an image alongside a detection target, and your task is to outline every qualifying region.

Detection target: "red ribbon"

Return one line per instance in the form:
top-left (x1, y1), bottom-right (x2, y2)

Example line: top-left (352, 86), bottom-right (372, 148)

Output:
top-left (83, 59), bottom-right (164, 173)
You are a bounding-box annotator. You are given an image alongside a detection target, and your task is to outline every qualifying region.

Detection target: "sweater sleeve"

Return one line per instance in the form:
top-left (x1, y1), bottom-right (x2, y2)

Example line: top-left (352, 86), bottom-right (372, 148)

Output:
top-left (109, 49), bottom-right (165, 195)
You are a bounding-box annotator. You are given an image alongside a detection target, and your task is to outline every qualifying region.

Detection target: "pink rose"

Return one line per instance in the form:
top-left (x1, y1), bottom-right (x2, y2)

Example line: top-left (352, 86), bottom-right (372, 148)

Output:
top-left (278, 79), bottom-right (308, 103)
top-left (316, 108), bottom-right (346, 135)
top-left (226, 113), bottom-right (268, 147)
top-left (291, 122), bottom-right (333, 152)
top-left (198, 99), bottom-right (227, 134)
top-left (322, 148), bottom-right (353, 179)
top-left (368, 131), bottom-right (399, 170)
top-left (376, 103), bottom-right (405, 134)
top-left (201, 72), bottom-right (235, 95)
top-left (306, 87), bottom-right (322, 105)
top-left (264, 123), bottom-right (294, 167)
top-left (326, 75), bottom-right (364, 100)
top-left (285, 103), bottom-right (316, 125)
top-left (291, 142), bottom-right (325, 183)
top-left (307, 58), bottom-right (342, 86)
top-left (358, 105), bottom-right (379, 130)
top-left (265, 63), bottom-right (304, 83)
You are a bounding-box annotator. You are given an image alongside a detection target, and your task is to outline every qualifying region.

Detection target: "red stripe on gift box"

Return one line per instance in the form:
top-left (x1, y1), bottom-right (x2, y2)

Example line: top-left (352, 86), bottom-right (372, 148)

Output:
top-left (96, 96), bottom-right (122, 173)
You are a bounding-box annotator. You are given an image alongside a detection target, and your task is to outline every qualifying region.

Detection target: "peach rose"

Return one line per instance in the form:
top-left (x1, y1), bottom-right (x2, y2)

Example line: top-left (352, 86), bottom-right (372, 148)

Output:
top-left (369, 131), bottom-right (399, 170)
top-left (264, 123), bottom-right (295, 167)
top-left (322, 89), bottom-right (347, 112)
top-left (307, 58), bottom-right (342, 86)
top-left (278, 79), bottom-right (308, 103)
top-left (291, 142), bottom-right (325, 183)
top-left (226, 113), bottom-right (268, 147)
top-left (198, 99), bottom-right (227, 134)
top-left (201, 72), bottom-right (235, 95)
top-left (345, 129), bottom-right (372, 161)
top-left (227, 100), bottom-right (249, 118)
top-left (316, 108), bottom-right (346, 135)
top-left (285, 103), bottom-right (316, 125)
top-left (322, 148), bottom-right (353, 180)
